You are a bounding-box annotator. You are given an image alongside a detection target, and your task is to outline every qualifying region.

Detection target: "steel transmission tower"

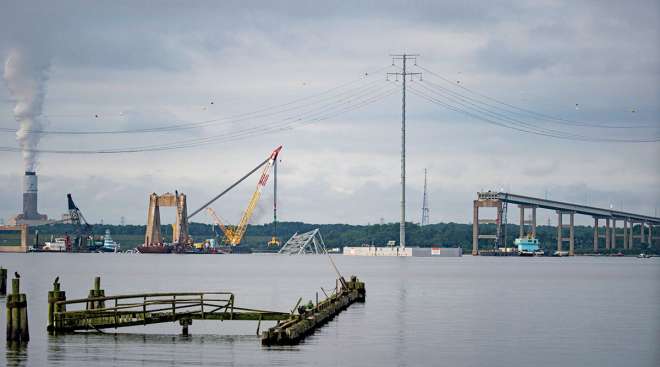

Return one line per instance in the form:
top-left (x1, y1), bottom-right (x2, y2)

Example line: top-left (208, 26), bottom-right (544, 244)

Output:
top-left (421, 168), bottom-right (430, 226)
top-left (388, 54), bottom-right (421, 249)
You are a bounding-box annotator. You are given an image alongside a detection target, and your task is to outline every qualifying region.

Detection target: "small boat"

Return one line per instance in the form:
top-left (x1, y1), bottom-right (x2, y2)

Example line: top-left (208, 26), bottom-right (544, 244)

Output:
top-left (637, 253), bottom-right (651, 258)
top-left (553, 250), bottom-right (570, 257)
top-left (99, 229), bottom-right (121, 253)
top-left (43, 238), bottom-right (69, 252)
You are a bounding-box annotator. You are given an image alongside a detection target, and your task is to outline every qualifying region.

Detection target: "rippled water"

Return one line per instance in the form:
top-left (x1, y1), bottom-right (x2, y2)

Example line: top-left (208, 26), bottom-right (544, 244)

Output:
top-left (1, 254), bottom-right (658, 366)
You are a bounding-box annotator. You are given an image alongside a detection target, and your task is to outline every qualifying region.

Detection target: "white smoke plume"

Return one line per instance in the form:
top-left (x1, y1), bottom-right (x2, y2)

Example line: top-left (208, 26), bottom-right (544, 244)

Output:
top-left (3, 48), bottom-right (50, 172)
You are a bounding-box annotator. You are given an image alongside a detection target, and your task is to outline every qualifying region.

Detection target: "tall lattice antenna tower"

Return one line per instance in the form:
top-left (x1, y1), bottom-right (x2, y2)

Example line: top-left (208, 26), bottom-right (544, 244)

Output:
top-left (421, 169), bottom-right (430, 226)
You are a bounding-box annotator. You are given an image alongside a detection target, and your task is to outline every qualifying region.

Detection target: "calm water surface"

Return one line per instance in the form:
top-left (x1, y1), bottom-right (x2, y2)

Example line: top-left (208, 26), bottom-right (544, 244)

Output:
top-left (1, 254), bottom-right (658, 366)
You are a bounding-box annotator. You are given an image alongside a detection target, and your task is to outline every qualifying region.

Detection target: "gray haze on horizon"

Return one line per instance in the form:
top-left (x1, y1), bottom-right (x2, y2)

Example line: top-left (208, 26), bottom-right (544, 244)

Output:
top-left (0, 0), bottom-right (659, 227)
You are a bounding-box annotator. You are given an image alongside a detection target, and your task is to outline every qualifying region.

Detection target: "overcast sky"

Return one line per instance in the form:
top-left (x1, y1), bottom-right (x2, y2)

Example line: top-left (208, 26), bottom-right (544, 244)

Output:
top-left (1, 0), bottom-right (659, 227)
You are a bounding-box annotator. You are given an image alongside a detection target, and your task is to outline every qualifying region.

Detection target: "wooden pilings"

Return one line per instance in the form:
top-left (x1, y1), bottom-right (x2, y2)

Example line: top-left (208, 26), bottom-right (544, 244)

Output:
top-left (6, 277), bottom-right (29, 343)
top-left (179, 318), bottom-right (192, 336)
top-left (0, 267), bottom-right (6, 296)
top-left (47, 278), bottom-right (66, 334)
top-left (86, 276), bottom-right (105, 310)
top-left (261, 276), bottom-right (366, 345)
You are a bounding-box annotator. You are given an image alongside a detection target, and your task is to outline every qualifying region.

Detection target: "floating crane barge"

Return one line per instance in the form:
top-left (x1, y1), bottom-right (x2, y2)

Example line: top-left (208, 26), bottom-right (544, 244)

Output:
top-left (47, 275), bottom-right (365, 346)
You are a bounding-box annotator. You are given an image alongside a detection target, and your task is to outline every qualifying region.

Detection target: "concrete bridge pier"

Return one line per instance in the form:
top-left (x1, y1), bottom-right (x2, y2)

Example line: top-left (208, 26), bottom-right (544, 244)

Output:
top-left (557, 211), bottom-right (563, 252)
top-left (594, 217), bottom-right (602, 253)
top-left (569, 213), bottom-right (575, 256)
top-left (611, 219), bottom-right (617, 250)
top-left (650, 224), bottom-right (659, 246)
top-left (605, 218), bottom-right (611, 250)
top-left (623, 219), bottom-right (629, 250)
top-left (518, 205), bottom-right (537, 238)
top-left (472, 198), bottom-right (503, 255)
top-left (628, 220), bottom-right (637, 249)
top-left (556, 211), bottom-right (575, 255)
top-left (647, 222), bottom-right (655, 245)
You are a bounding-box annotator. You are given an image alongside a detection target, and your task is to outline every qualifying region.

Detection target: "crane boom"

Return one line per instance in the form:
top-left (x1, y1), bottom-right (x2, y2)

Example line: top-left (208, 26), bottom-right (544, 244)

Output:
top-left (232, 146), bottom-right (282, 245)
top-left (205, 146), bottom-right (282, 246)
top-left (206, 207), bottom-right (238, 245)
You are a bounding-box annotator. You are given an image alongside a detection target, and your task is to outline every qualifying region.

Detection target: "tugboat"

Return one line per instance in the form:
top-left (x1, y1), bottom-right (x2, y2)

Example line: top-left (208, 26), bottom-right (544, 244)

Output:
top-left (99, 229), bottom-right (121, 253)
top-left (514, 236), bottom-right (543, 256)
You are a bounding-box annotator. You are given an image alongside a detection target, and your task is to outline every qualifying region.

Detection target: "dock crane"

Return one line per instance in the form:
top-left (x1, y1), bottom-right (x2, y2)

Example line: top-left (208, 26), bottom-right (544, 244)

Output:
top-left (203, 146), bottom-right (282, 246)
top-left (66, 193), bottom-right (92, 251)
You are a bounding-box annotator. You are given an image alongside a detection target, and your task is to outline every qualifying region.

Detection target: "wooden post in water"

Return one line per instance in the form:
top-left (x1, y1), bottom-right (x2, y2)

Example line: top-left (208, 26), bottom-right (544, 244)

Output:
top-left (0, 267), bottom-right (6, 296)
top-left (47, 278), bottom-right (66, 334)
top-left (86, 276), bottom-right (105, 310)
top-left (6, 277), bottom-right (29, 343)
top-left (179, 318), bottom-right (192, 336)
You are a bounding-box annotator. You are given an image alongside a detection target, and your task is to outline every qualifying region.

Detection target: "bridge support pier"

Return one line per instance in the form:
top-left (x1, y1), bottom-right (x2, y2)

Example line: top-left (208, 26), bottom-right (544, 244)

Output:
top-left (593, 218), bottom-right (599, 253)
top-left (650, 224), bottom-right (660, 246)
top-left (472, 198), bottom-right (502, 255)
top-left (605, 218), bottom-right (610, 250)
top-left (518, 206), bottom-right (537, 238)
top-left (611, 220), bottom-right (618, 250)
top-left (569, 213), bottom-right (574, 256)
top-left (623, 219), bottom-right (629, 250)
top-left (556, 211), bottom-right (574, 255)
top-left (557, 212), bottom-right (563, 253)
top-left (472, 201), bottom-right (478, 255)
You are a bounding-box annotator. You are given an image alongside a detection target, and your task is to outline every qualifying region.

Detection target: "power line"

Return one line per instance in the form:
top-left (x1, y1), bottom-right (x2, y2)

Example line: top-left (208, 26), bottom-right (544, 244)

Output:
top-left (413, 81), bottom-right (597, 139)
top-left (415, 64), bottom-right (658, 129)
top-left (0, 84), bottom-right (397, 154)
top-left (407, 85), bottom-right (659, 143)
top-left (0, 65), bottom-right (394, 135)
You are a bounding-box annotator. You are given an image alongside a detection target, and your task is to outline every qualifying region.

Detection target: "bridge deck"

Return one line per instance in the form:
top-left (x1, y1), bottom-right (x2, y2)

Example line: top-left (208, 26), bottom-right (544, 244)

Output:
top-left (479, 192), bottom-right (660, 224)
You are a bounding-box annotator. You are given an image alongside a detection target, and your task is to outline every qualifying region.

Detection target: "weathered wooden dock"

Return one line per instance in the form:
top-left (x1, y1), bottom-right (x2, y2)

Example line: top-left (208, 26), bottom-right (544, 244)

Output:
top-left (261, 275), bottom-right (366, 345)
top-left (47, 275), bottom-right (365, 345)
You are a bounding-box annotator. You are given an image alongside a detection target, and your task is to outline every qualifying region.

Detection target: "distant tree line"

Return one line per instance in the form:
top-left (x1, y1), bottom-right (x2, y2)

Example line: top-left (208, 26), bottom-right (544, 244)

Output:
top-left (31, 221), bottom-right (657, 253)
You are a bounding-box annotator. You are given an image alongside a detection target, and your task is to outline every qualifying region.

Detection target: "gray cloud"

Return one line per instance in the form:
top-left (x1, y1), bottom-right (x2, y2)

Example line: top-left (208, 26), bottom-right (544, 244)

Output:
top-left (0, 0), bottom-right (658, 225)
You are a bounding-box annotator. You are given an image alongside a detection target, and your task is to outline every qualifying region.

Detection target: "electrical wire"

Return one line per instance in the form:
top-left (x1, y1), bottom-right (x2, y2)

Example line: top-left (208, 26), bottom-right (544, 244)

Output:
top-left (414, 64), bottom-right (658, 129)
top-left (407, 85), bottom-right (660, 143)
top-left (0, 84), bottom-right (397, 154)
top-left (0, 65), bottom-right (394, 135)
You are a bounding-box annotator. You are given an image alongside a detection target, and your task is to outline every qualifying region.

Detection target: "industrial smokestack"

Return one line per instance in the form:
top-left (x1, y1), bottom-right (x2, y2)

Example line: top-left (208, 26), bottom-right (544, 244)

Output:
top-left (22, 171), bottom-right (39, 219)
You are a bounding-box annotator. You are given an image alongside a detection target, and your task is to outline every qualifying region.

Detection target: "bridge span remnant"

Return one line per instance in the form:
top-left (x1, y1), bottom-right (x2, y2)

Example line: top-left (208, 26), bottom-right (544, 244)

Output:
top-left (472, 192), bottom-right (660, 255)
